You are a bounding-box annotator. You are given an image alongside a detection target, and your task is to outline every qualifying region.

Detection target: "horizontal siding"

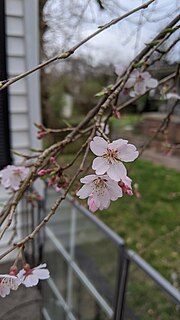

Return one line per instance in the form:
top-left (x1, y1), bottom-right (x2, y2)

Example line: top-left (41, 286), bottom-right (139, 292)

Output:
top-left (10, 113), bottom-right (29, 131)
top-left (9, 78), bottom-right (27, 95)
top-left (9, 95), bottom-right (28, 113)
top-left (7, 36), bottom-right (25, 56)
top-left (1, 0), bottom-right (41, 260)
top-left (6, 0), bottom-right (23, 16)
top-left (11, 131), bottom-right (30, 148)
top-left (8, 56), bottom-right (26, 74)
top-left (6, 16), bottom-right (24, 36)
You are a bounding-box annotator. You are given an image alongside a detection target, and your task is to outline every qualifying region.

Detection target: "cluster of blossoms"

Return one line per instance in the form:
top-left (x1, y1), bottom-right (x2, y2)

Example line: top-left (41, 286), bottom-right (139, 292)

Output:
top-left (0, 263), bottom-right (50, 298)
top-left (77, 136), bottom-right (139, 212)
top-left (38, 156), bottom-right (68, 192)
top-left (123, 70), bottom-right (158, 97)
top-left (0, 165), bottom-right (29, 191)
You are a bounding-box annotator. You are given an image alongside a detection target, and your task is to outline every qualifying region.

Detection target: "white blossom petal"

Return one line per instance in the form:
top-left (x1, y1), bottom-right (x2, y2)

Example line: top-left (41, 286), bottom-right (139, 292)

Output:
top-left (107, 161), bottom-right (127, 181)
top-left (166, 93), bottom-right (180, 100)
top-left (108, 181), bottom-right (123, 200)
top-left (33, 269), bottom-right (50, 280)
top-left (34, 263), bottom-right (47, 270)
top-left (0, 286), bottom-right (10, 298)
top-left (118, 144), bottom-right (139, 162)
top-left (94, 188), bottom-right (111, 210)
top-left (90, 137), bottom-right (108, 156)
top-left (80, 174), bottom-right (97, 184)
top-left (76, 184), bottom-right (92, 199)
top-left (142, 71), bottom-right (151, 80)
top-left (125, 77), bottom-right (136, 88)
top-left (134, 82), bottom-right (146, 95)
top-left (92, 157), bottom-right (109, 175)
top-left (109, 139), bottom-right (128, 149)
top-left (146, 78), bottom-right (158, 89)
top-left (23, 274), bottom-right (39, 287)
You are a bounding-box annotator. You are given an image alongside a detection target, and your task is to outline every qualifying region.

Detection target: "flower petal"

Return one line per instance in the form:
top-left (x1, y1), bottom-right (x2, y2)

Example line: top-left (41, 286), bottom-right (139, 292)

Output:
top-left (134, 82), bottom-right (146, 95)
top-left (108, 180), bottom-right (123, 200)
top-left (107, 161), bottom-right (127, 181)
top-left (146, 78), bottom-right (158, 89)
top-left (118, 144), bottom-right (139, 162)
top-left (76, 184), bottom-right (92, 199)
top-left (80, 174), bottom-right (97, 184)
top-left (92, 157), bottom-right (109, 175)
top-left (90, 137), bottom-right (108, 156)
top-left (33, 269), bottom-right (50, 280)
top-left (109, 139), bottom-right (128, 150)
top-left (23, 274), bottom-right (39, 287)
top-left (87, 196), bottom-right (98, 212)
top-left (94, 188), bottom-right (111, 210)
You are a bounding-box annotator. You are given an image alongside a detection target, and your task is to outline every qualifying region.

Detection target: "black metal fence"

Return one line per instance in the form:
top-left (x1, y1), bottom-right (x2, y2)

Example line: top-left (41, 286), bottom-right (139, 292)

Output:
top-left (38, 191), bottom-right (180, 320)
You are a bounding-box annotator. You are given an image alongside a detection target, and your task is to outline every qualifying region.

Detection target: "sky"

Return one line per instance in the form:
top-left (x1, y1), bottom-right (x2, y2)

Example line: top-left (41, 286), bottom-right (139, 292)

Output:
top-left (44, 0), bottom-right (180, 68)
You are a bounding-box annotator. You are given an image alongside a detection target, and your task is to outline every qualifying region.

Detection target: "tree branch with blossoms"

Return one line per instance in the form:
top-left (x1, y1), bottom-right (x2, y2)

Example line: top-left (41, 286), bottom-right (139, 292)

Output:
top-left (0, 1), bottom-right (179, 298)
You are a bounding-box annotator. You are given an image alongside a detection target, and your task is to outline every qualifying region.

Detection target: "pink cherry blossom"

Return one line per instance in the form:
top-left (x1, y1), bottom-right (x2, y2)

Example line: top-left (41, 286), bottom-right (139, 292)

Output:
top-left (90, 137), bottom-right (139, 182)
top-left (17, 263), bottom-right (50, 288)
top-left (125, 70), bottom-right (158, 97)
top-left (0, 165), bottom-right (29, 191)
top-left (0, 274), bottom-right (19, 297)
top-left (76, 174), bottom-right (123, 212)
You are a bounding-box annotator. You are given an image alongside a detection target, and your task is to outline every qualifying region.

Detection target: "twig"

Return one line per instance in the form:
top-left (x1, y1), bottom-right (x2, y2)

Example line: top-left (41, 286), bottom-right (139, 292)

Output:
top-left (0, 0), bottom-right (155, 91)
top-left (139, 100), bottom-right (179, 156)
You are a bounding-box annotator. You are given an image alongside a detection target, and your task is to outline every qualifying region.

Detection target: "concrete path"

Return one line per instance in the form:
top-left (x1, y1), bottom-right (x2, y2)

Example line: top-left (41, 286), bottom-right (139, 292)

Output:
top-left (141, 149), bottom-right (180, 171)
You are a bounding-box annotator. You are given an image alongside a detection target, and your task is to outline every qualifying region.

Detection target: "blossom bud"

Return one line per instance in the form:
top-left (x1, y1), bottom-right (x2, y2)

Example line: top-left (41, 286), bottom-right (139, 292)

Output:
top-left (37, 169), bottom-right (51, 176)
top-left (112, 107), bottom-right (121, 119)
top-left (9, 265), bottom-right (18, 276)
top-left (50, 157), bottom-right (56, 164)
top-left (37, 131), bottom-right (46, 139)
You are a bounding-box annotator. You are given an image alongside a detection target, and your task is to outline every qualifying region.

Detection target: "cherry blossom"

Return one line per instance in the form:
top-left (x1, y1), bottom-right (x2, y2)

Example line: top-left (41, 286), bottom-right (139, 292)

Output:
top-left (166, 92), bottom-right (180, 100)
top-left (76, 174), bottom-right (123, 212)
top-left (0, 165), bottom-right (29, 191)
top-left (0, 274), bottom-right (19, 298)
top-left (90, 136), bottom-right (138, 181)
top-left (17, 263), bottom-right (50, 287)
top-left (124, 70), bottom-right (158, 97)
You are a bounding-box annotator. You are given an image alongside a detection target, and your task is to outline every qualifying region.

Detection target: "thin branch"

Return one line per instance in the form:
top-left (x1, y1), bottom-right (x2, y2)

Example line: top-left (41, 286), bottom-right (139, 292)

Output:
top-left (0, 129), bottom-right (96, 261)
top-left (0, 0), bottom-right (156, 91)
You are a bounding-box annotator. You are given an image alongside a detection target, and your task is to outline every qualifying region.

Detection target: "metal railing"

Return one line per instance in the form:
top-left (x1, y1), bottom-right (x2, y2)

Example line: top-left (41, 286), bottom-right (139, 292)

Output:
top-left (41, 191), bottom-right (180, 320)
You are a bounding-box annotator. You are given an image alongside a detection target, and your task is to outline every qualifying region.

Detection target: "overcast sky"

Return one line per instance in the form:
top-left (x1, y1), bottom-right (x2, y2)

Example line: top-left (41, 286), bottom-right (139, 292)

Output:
top-left (44, 0), bottom-right (180, 68)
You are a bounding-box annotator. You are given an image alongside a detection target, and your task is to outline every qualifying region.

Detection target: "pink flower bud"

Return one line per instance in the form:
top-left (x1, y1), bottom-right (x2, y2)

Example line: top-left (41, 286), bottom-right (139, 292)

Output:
top-left (9, 265), bottom-right (18, 276)
top-left (50, 157), bottom-right (56, 164)
top-left (38, 169), bottom-right (47, 176)
top-left (112, 107), bottom-right (121, 119)
top-left (37, 131), bottom-right (46, 139)
top-left (48, 177), bottom-right (55, 187)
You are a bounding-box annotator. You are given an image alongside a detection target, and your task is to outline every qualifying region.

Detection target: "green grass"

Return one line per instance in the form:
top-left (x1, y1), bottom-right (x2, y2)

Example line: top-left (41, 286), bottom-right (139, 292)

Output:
top-left (109, 114), bottom-right (142, 131)
top-left (96, 160), bottom-right (180, 282)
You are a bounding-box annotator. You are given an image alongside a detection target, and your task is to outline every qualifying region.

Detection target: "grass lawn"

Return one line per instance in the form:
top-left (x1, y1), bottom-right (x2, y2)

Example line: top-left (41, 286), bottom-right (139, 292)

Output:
top-left (97, 159), bottom-right (180, 282)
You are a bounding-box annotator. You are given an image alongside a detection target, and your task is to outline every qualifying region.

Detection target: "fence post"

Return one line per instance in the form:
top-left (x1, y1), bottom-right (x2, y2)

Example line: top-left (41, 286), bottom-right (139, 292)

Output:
top-left (114, 247), bottom-right (129, 320)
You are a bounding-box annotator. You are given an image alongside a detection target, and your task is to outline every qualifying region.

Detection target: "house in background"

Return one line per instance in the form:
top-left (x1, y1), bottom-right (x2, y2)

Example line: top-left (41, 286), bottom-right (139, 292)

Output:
top-left (0, 0), bottom-right (42, 258)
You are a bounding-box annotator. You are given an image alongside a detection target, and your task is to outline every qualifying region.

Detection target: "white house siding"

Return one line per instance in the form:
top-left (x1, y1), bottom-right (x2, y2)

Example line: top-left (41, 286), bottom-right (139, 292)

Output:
top-left (0, 0), bottom-right (42, 259)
